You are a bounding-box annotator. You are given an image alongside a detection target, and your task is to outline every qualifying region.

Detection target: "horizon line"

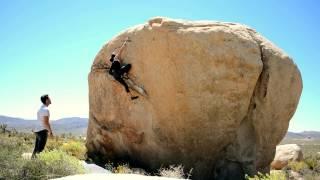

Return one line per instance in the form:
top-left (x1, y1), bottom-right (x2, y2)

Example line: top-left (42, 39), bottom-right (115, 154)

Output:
top-left (0, 114), bottom-right (88, 121)
top-left (0, 115), bottom-right (318, 133)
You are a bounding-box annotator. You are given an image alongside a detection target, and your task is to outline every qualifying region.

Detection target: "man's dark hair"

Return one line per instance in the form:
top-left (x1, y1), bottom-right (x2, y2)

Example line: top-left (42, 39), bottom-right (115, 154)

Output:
top-left (110, 54), bottom-right (116, 62)
top-left (40, 94), bottom-right (49, 104)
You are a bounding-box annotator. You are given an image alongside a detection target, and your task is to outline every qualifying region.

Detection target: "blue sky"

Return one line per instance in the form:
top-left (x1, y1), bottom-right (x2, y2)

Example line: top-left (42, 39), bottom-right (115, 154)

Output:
top-left (0, 0), bottom-right (319, 132)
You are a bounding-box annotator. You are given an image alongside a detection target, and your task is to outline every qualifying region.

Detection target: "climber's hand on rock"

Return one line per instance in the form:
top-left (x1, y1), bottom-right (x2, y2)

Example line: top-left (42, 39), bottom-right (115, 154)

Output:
top-left (124, 37), bottom-right (131, 44)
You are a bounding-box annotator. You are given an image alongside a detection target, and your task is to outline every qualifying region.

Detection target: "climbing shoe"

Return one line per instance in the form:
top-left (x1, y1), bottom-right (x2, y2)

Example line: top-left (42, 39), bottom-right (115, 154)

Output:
top-left (123, 74), bottom-right (129, 79)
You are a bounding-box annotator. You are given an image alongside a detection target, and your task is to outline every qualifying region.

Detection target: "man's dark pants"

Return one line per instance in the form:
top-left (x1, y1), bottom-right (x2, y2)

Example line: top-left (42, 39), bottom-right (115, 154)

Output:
top-left (31, 129), bottom-right (48, 158)
top-left (113, 64), bottom-right (132, 93)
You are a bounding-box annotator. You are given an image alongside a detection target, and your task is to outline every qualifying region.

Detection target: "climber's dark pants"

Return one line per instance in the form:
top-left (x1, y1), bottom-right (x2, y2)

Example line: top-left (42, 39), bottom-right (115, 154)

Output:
top-left (31, 129), bottom-right (48, 158)
top-left (112, 64), bottom-right (131, 93)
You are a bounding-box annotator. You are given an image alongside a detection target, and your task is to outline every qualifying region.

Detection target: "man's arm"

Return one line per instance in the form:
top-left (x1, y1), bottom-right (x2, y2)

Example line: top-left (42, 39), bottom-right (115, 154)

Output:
top-left (43, 116), bottom-right (53, 137)
top-left (115, 40), bottom-right (128, 60)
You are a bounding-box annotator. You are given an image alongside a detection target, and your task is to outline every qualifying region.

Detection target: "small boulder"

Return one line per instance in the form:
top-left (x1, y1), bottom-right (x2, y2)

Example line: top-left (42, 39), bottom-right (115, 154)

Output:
top-left (271, 144), bottom-right (303, 170)
top-left (288, 170), bottom-right (303, 180)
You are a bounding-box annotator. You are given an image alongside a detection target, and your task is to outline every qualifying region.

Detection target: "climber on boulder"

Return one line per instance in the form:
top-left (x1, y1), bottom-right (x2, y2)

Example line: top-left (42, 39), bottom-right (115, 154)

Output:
top-left (109, 39), bottom-right (139, 100)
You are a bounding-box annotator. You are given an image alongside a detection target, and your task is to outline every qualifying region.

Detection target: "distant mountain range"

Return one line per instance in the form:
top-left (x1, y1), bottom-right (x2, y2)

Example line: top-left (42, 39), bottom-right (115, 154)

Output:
top-left (284, 131), bottom-right (320, 140)
top-left (0, 115), bottom-right (88, 136)
top-left (1, 115), bottom-right (319, 139)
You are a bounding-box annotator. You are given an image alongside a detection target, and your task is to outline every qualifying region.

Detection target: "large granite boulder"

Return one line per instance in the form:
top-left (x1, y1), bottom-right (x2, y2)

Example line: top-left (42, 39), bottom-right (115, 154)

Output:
top-left (86, 17), bottom-right (302, 179)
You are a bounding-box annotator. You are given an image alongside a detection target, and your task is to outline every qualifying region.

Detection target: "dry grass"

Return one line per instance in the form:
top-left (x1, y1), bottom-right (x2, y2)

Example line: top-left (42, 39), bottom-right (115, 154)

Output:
top-left (158, 165), bottom-right (192, 179)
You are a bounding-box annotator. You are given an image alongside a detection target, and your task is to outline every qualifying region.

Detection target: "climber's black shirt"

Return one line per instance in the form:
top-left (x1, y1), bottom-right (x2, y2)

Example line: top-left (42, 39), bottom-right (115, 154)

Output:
top-left (109, 60), bottom-right (121, 75)
top-left (111, 60), bottom-right (121, 71)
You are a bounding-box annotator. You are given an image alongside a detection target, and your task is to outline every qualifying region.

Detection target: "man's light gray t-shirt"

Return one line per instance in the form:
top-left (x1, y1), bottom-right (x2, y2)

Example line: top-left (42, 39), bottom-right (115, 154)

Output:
top-left (34, 105), bottom-right (49, 132)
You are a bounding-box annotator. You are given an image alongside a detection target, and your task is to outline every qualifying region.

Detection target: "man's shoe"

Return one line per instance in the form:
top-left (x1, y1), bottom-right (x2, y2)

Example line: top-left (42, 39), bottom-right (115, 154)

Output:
top-left (131, 96), bottom-right (139, 100)
top-left (123, 75), bottom-right (129, 79)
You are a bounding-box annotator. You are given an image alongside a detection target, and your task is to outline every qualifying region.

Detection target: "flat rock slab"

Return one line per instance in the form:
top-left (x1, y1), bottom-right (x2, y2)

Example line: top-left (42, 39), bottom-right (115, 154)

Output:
top-left (81, 161), bottom-right (111, 174)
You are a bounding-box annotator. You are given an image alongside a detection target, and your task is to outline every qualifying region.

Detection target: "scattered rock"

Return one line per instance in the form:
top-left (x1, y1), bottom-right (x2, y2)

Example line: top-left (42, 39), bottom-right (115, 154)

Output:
top-left (21, 152), bottom-right (32, 160)
top-left (271, 144), bottom-right (303, 170)
top-left (86, 17), bottom-right (303, 179)
top-left (288, 170), bottom-right (303, 180)
top-left (131, 168), bottom-right (147, 175)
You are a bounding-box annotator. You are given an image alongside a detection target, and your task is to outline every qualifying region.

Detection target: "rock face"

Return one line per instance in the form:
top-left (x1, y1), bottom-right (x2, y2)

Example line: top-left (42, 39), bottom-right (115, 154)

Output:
top-left (86, 17), bottom-right (302, 179)
top-left (271, 144), bottom-right (303, 170)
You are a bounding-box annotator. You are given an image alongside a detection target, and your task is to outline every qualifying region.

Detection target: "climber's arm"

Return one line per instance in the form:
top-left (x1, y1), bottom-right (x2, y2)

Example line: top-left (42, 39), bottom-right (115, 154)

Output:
top-left (115, 41), bottom-right (127, 60)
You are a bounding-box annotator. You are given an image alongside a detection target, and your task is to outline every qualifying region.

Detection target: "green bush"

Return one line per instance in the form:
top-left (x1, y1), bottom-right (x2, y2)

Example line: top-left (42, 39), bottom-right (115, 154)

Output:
top-left (0, 134), bottom-right (85, 180)
top-left (45, 137), bottom-right (86, 160)
top-left (45, 137), bottom-right (65, 151)
top-left (287, 161), bottom-right (309, 173)
top-left (15, 150), bottom-right (85, 180)
top-left (246, 171), bottom-right (286, 180)
top-left (0, 134), bottom-right (29, 179)
top-left (304, 154), bottom-right (320, 172)
top-left (38, 150), bottom-right (85, 176)
top-left (60, 140), bottom-right (86, 160)
top-left (18, 158), bottom-right (48, 180)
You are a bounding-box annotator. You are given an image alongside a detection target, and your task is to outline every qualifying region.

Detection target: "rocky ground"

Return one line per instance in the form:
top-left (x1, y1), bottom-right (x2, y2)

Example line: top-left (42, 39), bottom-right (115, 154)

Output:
top-left (54, 173), bottom-right (183, 180)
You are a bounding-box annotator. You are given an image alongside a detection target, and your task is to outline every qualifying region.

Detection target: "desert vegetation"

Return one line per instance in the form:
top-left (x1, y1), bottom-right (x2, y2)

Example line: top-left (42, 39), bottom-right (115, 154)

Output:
top-left (0, 126), bottom-right (86, 179)
top-left (246, 138), bottom-right (320, 180)
top-left (1, 124), bottom-right (319, 180)
top-left (0, 124), bottom-right (193, 179)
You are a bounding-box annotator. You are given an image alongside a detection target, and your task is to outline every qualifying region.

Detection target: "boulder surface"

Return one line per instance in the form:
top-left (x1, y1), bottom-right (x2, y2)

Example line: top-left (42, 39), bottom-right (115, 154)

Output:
top-left (86, 17), bottom-right (302, 179)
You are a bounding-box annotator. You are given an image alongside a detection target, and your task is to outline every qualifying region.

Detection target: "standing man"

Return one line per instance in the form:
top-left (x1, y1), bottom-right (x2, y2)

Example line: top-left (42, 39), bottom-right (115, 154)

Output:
top-left (31, 94), bottom-right (53, 159)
